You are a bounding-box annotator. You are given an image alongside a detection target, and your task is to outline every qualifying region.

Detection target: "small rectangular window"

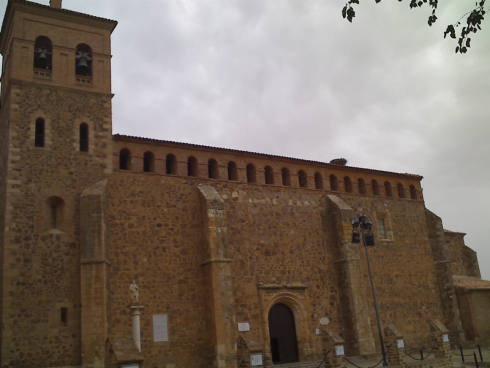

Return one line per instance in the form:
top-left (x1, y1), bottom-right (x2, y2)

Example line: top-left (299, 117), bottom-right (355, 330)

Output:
top-left (378, 219), bottom-right (387, 239)
top-left (51, 205), bottom-right (57, 229)
top-left (60, 308), bottom-right (68, 325)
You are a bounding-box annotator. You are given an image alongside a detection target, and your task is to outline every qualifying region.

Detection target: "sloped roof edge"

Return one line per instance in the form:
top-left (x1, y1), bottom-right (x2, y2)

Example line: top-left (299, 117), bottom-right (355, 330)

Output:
top-left (453, 276), bottom-right (490, 290)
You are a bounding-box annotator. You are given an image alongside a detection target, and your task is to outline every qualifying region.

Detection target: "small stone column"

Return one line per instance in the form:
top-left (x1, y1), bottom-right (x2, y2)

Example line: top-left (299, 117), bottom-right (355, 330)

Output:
top-left (384, 325), bottom-right (406, 366)
top-left (429, 320), bottom-right (451, 364)
top-left (131, 305), bottom-right (144, 352)
top-left (322, 328), bottom-right (347, 368)
top-left (130, 280), bottom-right (144, 352)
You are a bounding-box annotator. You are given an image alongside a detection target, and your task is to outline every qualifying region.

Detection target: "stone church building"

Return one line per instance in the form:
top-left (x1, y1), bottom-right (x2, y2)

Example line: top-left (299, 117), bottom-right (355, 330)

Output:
top-left (0, 1), bottom-right (489, 367)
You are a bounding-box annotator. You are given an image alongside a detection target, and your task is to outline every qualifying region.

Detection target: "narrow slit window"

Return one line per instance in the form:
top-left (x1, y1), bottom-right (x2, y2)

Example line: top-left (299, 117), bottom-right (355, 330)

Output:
top-left (47, 196), bottom-right (64, 231)
top-left (51, 205), bottom-right (57, 229)
top-left (60, 308), bottom-right (68, 325)
top-left (35, 118), bottom-right (45, 147)
top-left (378, 219), bottom-right (387, 240)
top-left (79, 123), bottom-right (89, 152)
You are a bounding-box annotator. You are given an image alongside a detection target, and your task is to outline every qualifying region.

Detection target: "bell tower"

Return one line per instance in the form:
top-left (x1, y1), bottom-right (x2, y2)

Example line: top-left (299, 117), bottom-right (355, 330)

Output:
top-left (0, 1), bottom-right (117, 367)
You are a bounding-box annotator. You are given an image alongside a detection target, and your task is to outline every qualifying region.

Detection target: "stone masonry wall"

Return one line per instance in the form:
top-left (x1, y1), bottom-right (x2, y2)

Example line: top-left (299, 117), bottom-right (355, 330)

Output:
top-left (337, 195), bottom-right (444, 347)
top-left (445, 232), bottom-right (480, 278)
top-left (0, 88), bottom-right (11, 362)
top-left (106, 172), bottom-right (214, 368)
top-left (104, 167), bottom-right (446, 367)
top-left (0, 82), bottom-right (113, 368)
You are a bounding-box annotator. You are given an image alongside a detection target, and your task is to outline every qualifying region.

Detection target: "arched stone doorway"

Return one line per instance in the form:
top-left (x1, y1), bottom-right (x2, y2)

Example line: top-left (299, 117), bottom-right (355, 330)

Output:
top-left (268, 303), bottom-right (299, 364)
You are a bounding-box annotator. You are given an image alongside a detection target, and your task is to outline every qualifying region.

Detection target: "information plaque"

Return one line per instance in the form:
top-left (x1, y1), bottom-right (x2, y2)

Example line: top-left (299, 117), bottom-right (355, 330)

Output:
top-left (238, 323), bottom-right (250, 332)
top-left (153, 314), bottom-right (169, 342)
top-left (251, 354), bottom-right (263, 366)
top-left (335, 345), bottom-right (345, 356)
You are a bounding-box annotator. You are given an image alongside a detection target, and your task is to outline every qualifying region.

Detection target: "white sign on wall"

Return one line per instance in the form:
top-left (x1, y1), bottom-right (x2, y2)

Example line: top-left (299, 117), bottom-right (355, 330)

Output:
top-left (238, 322), bottom-right (250, 332)
top-left (251, 354), bottom-right (263, 366)
top-left (335, 345), bottom-right (345, 356)
top-left (397, 339), bottom-right (405, 349)
top-left (153, 314), bottom-right (168, 342)
top-left (442, 334), bottom-right (449, 343)
top-left (320, 317), bottom-right (330, 325)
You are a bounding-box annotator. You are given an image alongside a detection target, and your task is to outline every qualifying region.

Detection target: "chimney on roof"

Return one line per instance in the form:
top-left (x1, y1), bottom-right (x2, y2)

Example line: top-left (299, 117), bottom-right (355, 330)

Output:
top-left (50, 0), bottom-right (62, 9)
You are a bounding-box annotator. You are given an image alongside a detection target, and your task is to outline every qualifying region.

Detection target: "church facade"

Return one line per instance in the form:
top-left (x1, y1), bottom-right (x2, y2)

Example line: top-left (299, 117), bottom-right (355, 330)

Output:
top-left (0, 1), bottom-right (488, 368)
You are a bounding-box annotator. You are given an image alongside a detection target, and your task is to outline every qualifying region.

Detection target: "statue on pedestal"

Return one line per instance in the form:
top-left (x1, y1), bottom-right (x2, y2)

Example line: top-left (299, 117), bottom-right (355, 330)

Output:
top-left (130, 280), bottom-right (139, 303)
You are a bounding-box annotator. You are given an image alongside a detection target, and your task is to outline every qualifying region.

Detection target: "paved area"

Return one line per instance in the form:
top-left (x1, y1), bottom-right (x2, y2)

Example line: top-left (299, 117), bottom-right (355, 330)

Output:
top-left (340, 346), bottom-right (490, 368)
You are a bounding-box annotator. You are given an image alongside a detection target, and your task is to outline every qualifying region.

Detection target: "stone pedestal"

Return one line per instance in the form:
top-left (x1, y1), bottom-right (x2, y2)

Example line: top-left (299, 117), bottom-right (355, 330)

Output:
top-left (384, 325), bottom-right (406, 366)
top-left (430, 320), bottom-right (452, 363)
top-left (321, 328), bottom-right (347, 368)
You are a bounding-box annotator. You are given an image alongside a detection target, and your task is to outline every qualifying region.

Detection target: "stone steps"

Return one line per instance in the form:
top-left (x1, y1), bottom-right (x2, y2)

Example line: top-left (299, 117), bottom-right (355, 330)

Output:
top-left (265, 361), bottom-right (324, 368)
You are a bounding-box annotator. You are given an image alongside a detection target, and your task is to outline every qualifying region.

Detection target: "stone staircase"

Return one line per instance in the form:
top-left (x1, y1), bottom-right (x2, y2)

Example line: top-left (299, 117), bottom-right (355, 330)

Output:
top-left (264, 361), bottom-right (324, 368)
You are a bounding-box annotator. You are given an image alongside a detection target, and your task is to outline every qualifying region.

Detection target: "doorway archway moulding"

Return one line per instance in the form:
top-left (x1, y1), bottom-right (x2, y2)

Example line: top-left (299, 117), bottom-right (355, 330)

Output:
top-left (257, 284), bottom-right (314, 364)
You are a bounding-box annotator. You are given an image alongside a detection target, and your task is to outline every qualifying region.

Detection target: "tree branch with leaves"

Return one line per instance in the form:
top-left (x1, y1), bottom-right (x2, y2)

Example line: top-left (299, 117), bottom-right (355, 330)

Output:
top-left (342, 0), bottom-right (487, 54)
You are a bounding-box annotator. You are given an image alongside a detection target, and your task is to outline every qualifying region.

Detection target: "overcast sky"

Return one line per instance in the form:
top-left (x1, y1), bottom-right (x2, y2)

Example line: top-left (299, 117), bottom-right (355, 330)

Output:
top-left (1, 0), bottom-right (489, 279)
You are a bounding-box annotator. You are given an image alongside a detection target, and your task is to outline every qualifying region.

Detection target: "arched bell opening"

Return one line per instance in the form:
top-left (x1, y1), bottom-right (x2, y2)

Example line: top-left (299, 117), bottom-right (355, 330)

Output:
top-left (34, 36), bottom-right (52, 70)
top-left (268, 303), bottom-right (299, 364)
top-left (75, 43), bottom-right (92, 77)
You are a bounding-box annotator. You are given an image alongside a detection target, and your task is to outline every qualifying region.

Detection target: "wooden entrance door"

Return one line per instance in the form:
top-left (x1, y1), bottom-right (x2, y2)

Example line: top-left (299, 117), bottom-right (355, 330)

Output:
top-left (268, 303), bottom-right (299, 364)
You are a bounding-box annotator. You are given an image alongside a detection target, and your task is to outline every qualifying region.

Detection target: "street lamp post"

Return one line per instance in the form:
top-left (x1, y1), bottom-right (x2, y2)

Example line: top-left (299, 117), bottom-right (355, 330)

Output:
top-left (352, 214), bottom-right (388, 367)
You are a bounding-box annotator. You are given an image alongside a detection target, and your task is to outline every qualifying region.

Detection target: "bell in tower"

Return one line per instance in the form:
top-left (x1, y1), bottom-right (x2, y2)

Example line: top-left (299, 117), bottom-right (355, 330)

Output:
top-left (34, 36), bottom-right (52, 70)
top-left (75, 44), bottom-right (92, 76)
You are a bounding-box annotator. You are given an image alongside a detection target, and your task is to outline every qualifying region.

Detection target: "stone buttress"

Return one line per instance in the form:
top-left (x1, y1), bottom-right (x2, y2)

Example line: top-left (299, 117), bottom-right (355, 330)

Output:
top-left (198, 185), bottom-right (238, 368)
